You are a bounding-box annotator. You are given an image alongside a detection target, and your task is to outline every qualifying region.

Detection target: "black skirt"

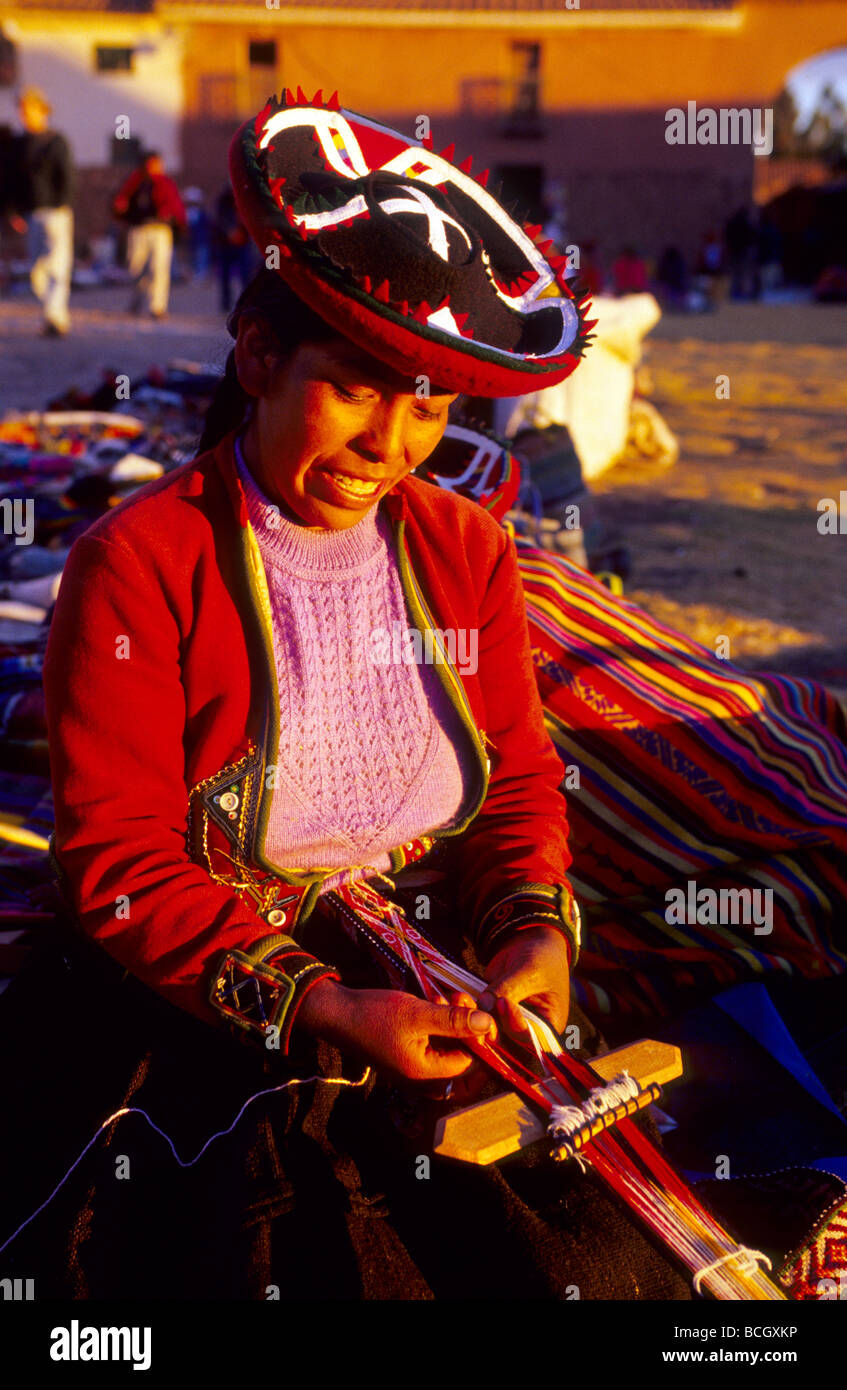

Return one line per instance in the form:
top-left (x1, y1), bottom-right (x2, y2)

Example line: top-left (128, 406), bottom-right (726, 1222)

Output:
top-left (0, 916), bottom-right (692, 1302)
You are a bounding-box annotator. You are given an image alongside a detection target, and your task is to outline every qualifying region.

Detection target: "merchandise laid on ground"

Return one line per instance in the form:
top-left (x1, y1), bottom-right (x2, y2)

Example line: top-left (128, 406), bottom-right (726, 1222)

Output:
top-left (1, 385), bottom-right (845, 1301)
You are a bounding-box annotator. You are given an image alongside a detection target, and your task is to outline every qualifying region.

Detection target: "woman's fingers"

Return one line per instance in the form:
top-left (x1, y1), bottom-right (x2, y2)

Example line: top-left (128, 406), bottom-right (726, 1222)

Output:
top-left (498, 994), bottom-right (530, 1035)
top-left (447, 1063), bottom-right (490, 1107)
top-left (478, 928), bottom-right (571, 1038)
top-left (428, 1000), bottom-right (494, 1040)
top-left (393, 998), bottom-right (497, 1081)
top-left (421, 1044), bottom-right (476, 1079)
top-left (477, 988), bottom-right (521, 1038)
top-left (479, 984), bottom-right (566, 1037)
top-left (479, 980), bottom-right (531, 1032)
top-left (479, 956), bottom-right (539, 1013)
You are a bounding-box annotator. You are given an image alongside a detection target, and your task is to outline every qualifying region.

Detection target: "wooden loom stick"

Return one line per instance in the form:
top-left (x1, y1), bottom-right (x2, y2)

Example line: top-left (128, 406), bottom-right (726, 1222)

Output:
top-left (432, 1038), bottom-right (682, 1166)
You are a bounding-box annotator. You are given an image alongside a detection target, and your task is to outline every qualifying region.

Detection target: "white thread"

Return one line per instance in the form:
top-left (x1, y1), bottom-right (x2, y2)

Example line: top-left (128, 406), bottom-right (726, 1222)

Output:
top-left (549, 1072), bottom-right (640, 1141)
top-left (377, 187), bottom-right (472, 262)
top-left (548, 1104), bottom-right (586, 1137)
top-left (692, 1246), bottom-right (773, 1295)
top-left (0, 1066), bottom-right (370, 1257)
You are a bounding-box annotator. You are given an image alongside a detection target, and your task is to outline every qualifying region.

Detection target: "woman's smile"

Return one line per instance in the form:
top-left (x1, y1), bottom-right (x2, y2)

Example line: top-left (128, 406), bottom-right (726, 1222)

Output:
top-left (309, 464), bottom-right (389, 508)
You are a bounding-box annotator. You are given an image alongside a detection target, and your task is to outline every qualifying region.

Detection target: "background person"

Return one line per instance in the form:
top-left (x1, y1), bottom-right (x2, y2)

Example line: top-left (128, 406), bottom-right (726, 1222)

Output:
top-left (724, 205), bottom-right (760, 301)
top-left (655, 244), bottom-right (689, 310)
top-left (112, 150), bottom-right (186, 319)
top-left (213, 186), bottom-right (254, 312)
top-left (7, 87), bottom-right (74, 337)
top-left (611, 245), bottom-right (649, 296)
top-left (183, 186), bottom-right (211, 280)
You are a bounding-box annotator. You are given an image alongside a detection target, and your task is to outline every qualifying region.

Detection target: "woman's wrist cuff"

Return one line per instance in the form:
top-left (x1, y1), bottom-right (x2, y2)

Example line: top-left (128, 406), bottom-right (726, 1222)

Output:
top-left (484, 917), bottom-right (574, 967)
top-left (474, 884), bottom-right (581, 968)
top-left (210, 935), bottom-right (341, 1056)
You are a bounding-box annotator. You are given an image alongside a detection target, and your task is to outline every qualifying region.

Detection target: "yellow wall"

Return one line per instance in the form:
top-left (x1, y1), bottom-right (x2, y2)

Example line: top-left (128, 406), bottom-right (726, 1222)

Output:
top-left (175, 0), bottom-right (847, 120)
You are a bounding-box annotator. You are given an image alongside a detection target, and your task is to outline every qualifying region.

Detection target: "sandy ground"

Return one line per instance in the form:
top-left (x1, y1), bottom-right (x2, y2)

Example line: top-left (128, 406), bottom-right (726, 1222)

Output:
top-left (1, 281), bottom-right (845, 692)
top-left (0, 277), bottom-right (232, 413)
top-left (596, 307), bottom-right (847, 694)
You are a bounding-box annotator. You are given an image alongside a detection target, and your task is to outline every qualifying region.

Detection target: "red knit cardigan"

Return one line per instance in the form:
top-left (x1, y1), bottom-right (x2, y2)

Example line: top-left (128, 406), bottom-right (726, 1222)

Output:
top-left (42, 433), bottom-right (578, 1044)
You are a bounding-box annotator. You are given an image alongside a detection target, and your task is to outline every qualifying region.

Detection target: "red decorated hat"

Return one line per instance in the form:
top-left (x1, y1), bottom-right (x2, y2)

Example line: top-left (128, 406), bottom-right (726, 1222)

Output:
top-left (422, 420), bottom-right (521, 522)
top-left (229, 89), bottom-right (594, 398)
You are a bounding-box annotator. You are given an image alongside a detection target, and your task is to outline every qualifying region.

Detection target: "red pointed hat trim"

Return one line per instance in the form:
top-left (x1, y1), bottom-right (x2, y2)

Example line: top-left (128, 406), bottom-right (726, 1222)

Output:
top-left (229, 96), bottom-right (592, 397)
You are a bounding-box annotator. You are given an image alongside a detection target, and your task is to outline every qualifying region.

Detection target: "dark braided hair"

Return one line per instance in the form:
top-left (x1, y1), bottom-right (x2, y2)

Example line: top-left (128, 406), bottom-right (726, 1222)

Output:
top-left (196, 270), bottom-right (339, 455)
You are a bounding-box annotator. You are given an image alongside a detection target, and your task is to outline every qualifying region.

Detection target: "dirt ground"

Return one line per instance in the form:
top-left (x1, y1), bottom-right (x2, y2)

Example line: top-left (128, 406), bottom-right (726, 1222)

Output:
top-left (1, 283), bottom-right (845, 693)
top-left (595, 305), bottom-right (847, 695)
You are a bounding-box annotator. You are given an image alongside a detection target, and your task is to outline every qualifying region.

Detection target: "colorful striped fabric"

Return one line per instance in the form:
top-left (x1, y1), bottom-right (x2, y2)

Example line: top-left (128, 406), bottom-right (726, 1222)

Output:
top-left (517, 540), bottom-right (847, 1023)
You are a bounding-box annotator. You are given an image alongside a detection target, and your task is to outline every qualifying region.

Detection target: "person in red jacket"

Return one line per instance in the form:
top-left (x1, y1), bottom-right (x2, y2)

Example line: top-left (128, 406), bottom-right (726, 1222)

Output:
top-left (30, 97), bottom-right (689, 1301)
top-left (112, 150), bottom-right (186, 318)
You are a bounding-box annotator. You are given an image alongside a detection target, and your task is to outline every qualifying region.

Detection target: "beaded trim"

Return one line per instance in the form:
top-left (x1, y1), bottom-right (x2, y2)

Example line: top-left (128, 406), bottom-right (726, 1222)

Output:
top-left (475, 883), bottom-right (581, 966)
top-left (211, 941), bottom-right (340, 1052)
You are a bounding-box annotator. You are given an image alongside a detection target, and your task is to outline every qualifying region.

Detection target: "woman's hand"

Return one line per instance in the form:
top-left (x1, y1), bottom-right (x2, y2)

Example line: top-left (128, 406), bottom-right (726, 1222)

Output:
top-left (297, 979), bottom-right (496, 1084)
top-left (477, 925), bottom-right (570, 1038)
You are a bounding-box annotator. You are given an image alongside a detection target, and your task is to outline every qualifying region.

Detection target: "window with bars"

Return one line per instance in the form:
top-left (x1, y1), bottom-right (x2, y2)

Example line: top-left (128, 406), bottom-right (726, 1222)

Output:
top-left (460, 41), bottom-right (544, 137)
top-left (248, 41), bottom-right (277, 68)
top-left (95, 46), bottom-right (135, 73)
top-left (510, 41), bottom-right (541, 122)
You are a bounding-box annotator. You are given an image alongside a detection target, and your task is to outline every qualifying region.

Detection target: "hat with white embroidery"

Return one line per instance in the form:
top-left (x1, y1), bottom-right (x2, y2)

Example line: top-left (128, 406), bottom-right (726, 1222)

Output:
top-left (229, 89), bottom-right (594, 397)
top-left (422, 420), bottom-right (521, 521)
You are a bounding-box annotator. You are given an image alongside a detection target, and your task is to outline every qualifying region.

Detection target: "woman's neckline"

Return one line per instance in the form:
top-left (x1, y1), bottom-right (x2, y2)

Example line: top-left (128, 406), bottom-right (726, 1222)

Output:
top-left (233, 434), bottom-right (385, 576)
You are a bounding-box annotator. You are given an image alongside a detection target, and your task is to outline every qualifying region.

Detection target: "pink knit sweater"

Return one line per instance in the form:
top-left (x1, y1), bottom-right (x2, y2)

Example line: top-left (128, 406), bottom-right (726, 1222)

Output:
top-left (234, 439), bottom-right (472, 885)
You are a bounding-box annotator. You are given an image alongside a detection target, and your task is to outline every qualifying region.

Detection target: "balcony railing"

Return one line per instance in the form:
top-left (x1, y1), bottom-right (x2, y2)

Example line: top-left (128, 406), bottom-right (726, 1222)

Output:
top-left (196, 71), bottom-right (280, 121)
top-left (459, 77), bottom-right (544, 137)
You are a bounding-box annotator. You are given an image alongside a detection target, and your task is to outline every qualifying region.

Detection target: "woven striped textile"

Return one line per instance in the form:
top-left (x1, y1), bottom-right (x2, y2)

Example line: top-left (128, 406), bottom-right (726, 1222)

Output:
top-left (517, 540), bottom-right (847, 1022)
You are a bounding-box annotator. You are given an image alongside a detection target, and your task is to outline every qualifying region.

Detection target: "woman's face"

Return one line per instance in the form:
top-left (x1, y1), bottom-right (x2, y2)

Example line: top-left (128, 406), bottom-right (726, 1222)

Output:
top-left (238, 320), bottom-right (458, 530)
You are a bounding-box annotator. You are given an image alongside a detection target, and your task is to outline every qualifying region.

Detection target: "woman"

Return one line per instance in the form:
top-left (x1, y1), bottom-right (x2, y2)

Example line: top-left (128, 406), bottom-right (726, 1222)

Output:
top-left (10, 95), bottom-right (691, 1300)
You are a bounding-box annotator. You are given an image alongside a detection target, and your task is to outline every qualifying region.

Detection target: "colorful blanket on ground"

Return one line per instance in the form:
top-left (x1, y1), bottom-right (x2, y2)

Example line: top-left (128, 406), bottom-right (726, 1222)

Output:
top-left (517, 540), bottom-right (847, 1022)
